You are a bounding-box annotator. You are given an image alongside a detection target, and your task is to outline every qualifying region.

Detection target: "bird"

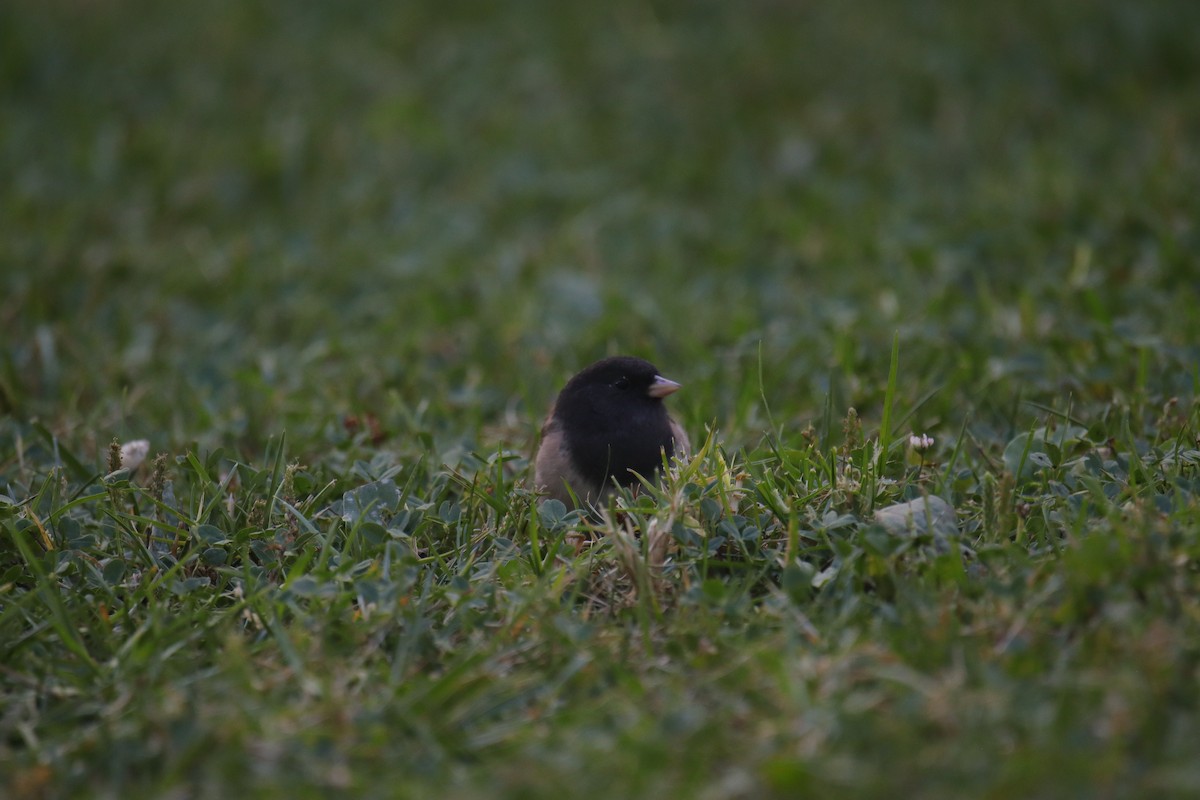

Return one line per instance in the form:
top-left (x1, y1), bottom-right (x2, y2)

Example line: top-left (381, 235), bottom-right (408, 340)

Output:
top-left (534, 356), bottom-right (690, 508)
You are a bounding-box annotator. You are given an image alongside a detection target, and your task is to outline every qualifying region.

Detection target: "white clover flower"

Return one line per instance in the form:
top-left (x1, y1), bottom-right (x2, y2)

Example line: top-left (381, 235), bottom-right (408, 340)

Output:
top-left (909, 433), bottom-right (935, 452)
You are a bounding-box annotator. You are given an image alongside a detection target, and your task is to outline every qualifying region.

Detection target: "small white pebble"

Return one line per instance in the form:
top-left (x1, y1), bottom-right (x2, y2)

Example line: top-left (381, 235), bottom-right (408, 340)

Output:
top-left (119, 439), bottom-right (150, 470)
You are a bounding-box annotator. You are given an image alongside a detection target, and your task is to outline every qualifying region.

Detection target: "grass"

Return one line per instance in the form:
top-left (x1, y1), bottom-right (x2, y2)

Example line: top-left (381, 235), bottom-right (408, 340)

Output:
top-left (3, 0), bottom-right (1200, 797)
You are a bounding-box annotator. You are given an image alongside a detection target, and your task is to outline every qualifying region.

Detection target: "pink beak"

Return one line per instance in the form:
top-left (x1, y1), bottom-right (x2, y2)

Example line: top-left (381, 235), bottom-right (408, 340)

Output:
top-left (647, 375), bottom-right (681, 398)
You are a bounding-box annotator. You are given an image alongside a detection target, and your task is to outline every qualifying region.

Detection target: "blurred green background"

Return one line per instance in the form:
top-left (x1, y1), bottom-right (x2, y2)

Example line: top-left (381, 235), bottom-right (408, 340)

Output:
top-left (5, 0), bottom-right (1197, 459)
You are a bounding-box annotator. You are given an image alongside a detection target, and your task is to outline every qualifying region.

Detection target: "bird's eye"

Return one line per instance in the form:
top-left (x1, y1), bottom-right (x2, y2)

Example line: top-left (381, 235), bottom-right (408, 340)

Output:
top-left (614, 377), bottom-right (630, 390)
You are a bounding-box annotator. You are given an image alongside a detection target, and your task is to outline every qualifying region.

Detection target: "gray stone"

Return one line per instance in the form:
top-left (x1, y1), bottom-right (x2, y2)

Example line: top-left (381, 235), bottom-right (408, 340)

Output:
top-left (874, 496), bottom-right (958, 539)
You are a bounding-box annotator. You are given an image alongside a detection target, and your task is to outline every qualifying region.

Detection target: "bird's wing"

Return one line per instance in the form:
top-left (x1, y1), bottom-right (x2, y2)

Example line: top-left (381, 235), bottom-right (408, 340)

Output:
top-left (533, 417), bottom-right (599, 506)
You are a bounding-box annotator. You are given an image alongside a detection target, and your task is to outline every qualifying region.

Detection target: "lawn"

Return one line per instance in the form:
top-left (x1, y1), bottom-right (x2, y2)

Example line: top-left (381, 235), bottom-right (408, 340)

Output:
top-left (3, 1), bottom-right (1200, 797)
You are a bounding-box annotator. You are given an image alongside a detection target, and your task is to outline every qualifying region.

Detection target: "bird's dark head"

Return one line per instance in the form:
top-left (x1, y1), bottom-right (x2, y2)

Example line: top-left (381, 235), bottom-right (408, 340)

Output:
top-left (556, 356), bottom-right (680, 417)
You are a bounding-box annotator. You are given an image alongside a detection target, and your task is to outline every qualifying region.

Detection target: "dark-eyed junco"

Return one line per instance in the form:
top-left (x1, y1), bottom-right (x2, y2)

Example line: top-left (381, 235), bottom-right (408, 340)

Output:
top-left (534, 356), bottom-right (690, 507)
